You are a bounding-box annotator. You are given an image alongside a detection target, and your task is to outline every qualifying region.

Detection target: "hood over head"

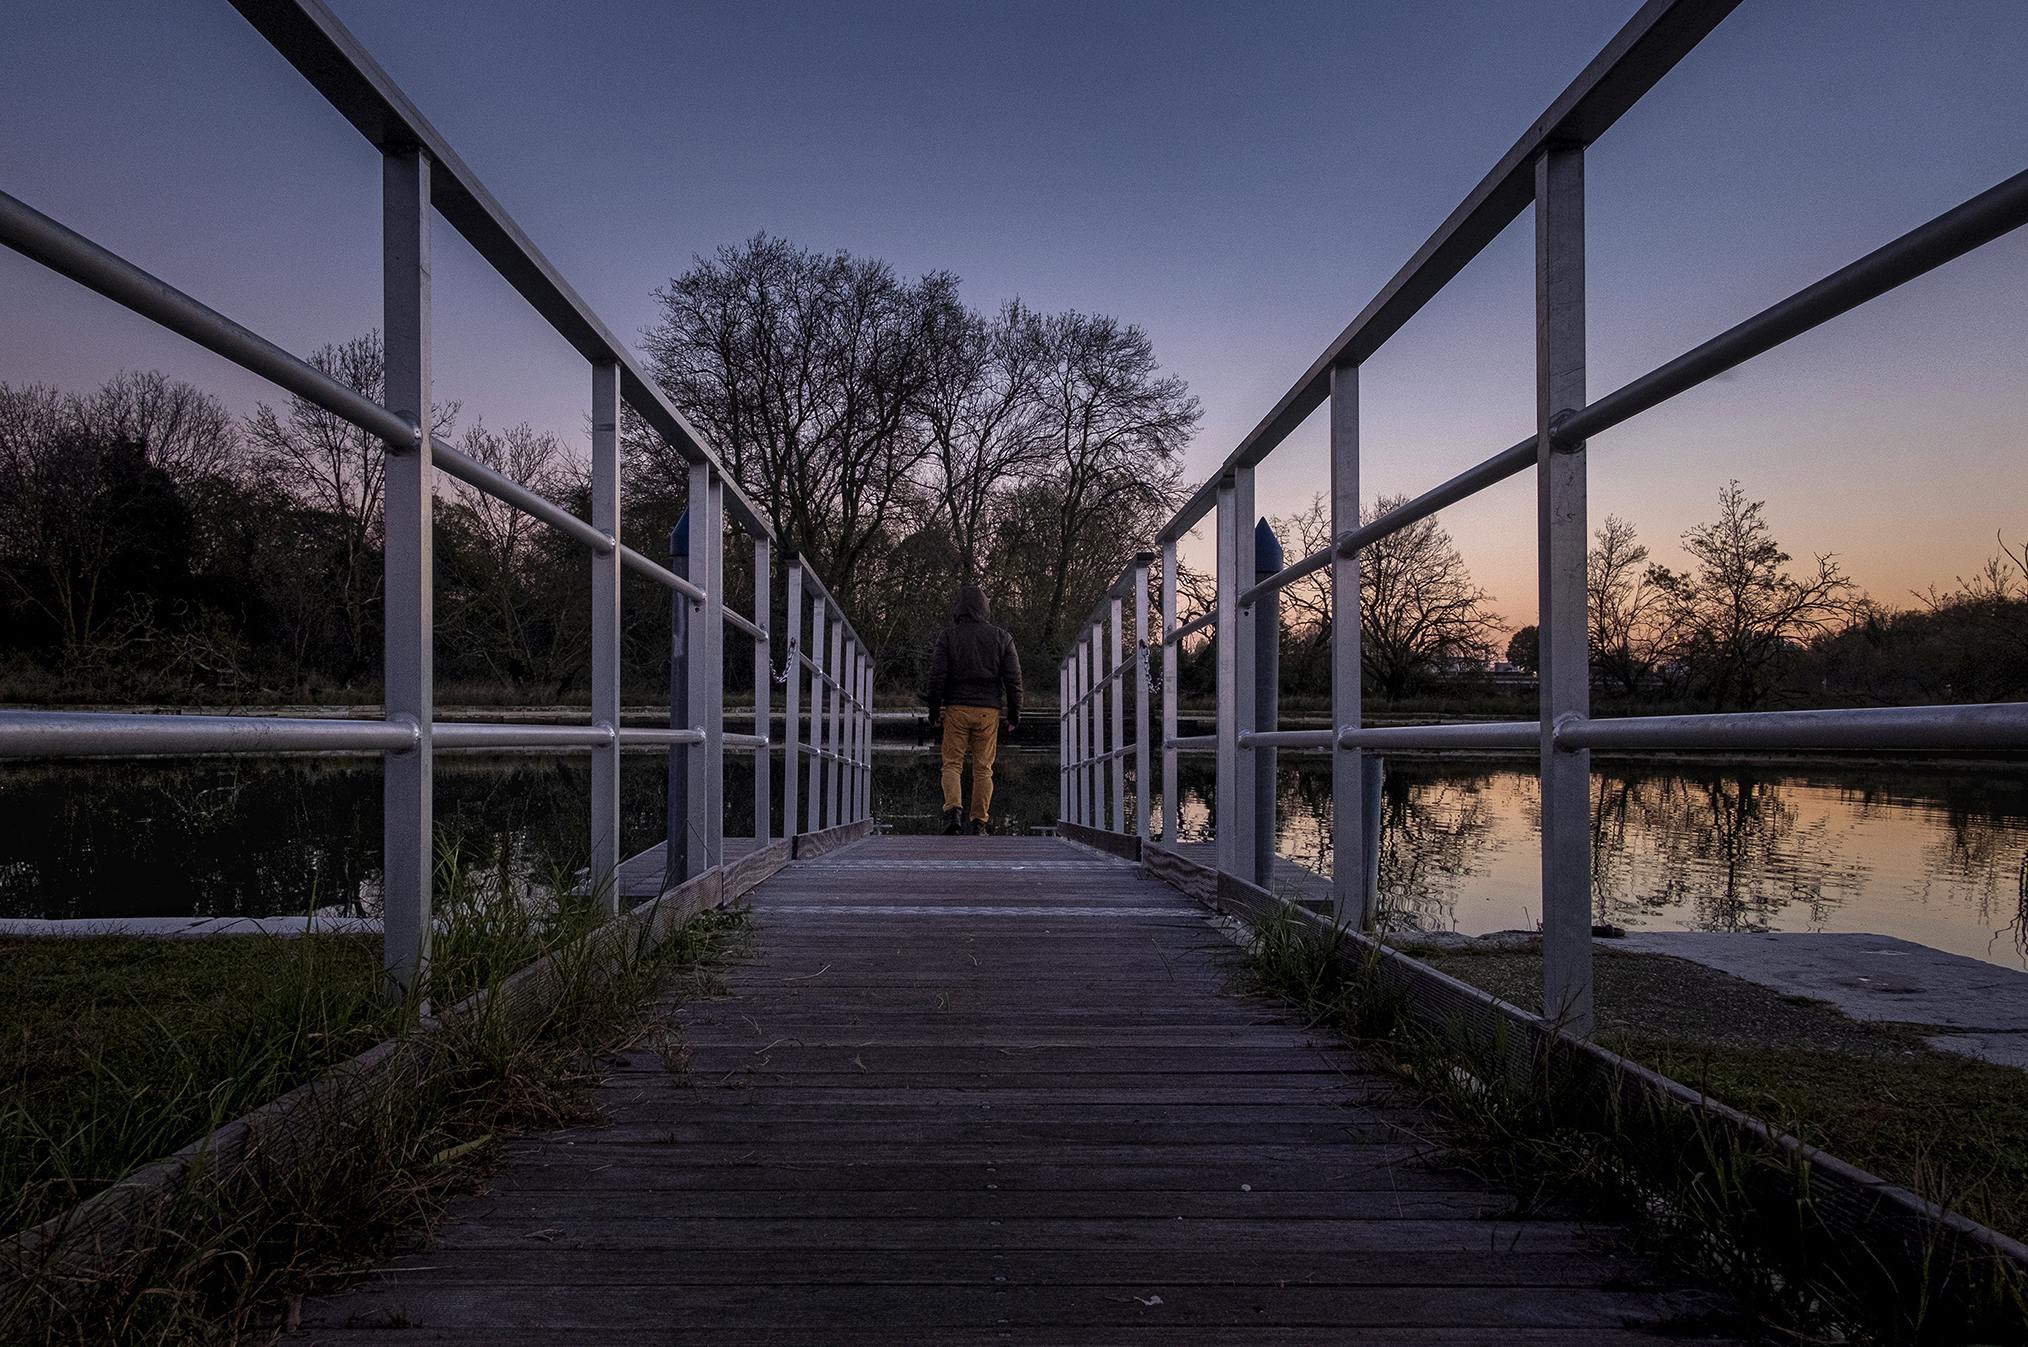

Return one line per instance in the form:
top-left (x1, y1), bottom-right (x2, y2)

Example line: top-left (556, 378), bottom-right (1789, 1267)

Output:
top-left (950, 585), bottom-right (991, 623)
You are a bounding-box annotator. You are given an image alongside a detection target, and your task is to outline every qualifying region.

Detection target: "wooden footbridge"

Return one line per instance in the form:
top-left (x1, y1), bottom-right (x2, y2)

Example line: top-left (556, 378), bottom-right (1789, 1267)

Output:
top-left (298, 835), bottom-right (1733, 1343)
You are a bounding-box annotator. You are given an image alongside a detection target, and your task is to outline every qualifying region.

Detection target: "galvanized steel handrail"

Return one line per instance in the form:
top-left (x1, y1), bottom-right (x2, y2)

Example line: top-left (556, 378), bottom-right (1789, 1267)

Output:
top-left (781, 554), bottom-right (876, 840)
top-left (1060, 0), bottom-right (2028, 1041)
top-left (0, 0), bottom-right (881, 999)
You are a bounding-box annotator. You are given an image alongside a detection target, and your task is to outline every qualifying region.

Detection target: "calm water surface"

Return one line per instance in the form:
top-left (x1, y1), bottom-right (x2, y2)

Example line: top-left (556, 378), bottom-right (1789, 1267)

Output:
top-left (3, 750), bottom-right (2024, 969)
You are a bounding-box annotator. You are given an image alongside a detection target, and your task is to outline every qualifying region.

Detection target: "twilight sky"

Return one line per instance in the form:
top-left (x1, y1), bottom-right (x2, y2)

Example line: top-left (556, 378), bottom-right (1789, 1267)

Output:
top-left (2, 0), bottom-right (2023, 635)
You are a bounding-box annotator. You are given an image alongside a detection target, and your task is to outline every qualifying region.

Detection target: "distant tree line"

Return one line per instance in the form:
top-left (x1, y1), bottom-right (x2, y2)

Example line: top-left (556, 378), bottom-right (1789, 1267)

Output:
top-left (1258, 477), bottom-right (2025, 713)
top-left (0, 235), bottom-right (1200, 704)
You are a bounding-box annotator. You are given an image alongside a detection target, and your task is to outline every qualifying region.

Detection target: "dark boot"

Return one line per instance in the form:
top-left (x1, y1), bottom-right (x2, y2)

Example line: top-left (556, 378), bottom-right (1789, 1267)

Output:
top-left (941, 807), bottom-right (964, 835)
top-left (970, 818), bottom-right (990, 836)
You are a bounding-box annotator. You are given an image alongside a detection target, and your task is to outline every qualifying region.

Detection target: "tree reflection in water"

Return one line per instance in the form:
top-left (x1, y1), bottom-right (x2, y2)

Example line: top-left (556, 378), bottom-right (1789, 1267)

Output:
top-left (1589, 771), bottom-right (1866, 933)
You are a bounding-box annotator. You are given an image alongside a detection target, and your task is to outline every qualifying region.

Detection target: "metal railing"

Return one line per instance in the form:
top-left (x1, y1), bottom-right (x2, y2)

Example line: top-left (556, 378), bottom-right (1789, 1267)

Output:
top-left (1059, 0), bottom-right (2028, 1036)
top-left (783, 555), bottom-right (876, 840)
top-left (0, 0), bottom-right (874, 996)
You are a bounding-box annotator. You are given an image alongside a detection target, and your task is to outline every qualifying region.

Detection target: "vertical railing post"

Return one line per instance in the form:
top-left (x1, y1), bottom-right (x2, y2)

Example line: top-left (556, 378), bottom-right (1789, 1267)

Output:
top-left (1062, 661), bottom-right (1078, 827)
top-left (1161, 541), bottom-right (1178, 842)
top-left (683, 466), bottom-right (721, 879)
top-left (703, 472), bottom-right (724, 870)
top-left (1072, 638), bottom-right (1087, 825)
top-left (380, 146), bottom-right (432, 1001)
top-left (588, 360), bottom-right (621, 910)
top-left (753, 537), bottom-right (771, 848)
top-left (1109, 596), bottom-right (1126, 834)
top-left (1086, 634), bottom-right (1101, 826)
top-left (847, 644), bottom-right (864, 823)
top-left (1215, 470), bottom-right (1256, 877)
top-left (1537, 143), bottom-right (1592, 1035)
top-left (806, 599), bottom-right (826, 834)
top-left (825, 614), bottom-right (844, 828)
top-left (859, 655), bottom-right (874, 822)
top-left (1329, 363), bottom-right (1367, 927)
top-left (1132, 554), bottom-right (1152, 843)
top-left (783, 561), bottom-right (803, 841)
top-left (668, 516), bottom-right (693, 882)
top-left (1253, 519), bottom-right (1283, 887)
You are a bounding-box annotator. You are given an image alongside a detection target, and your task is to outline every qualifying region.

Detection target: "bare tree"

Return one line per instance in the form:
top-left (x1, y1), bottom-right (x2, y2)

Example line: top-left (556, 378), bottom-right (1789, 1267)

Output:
top-left (639, 233), bottom-right (956, 607)
top-left (436, 419), bottom-right (583, 686)
top-left (916, 299), bottom-right (1046, 584)
top-left (244, 331), bottom-right (456, 673)
top-left (1647, 481), bottom-right (1861, 710)
top-left (1267, 492), bottom-right (1501, 701)
top-left (76, 369), bottom-right (242, 485)
top-left (1588, 514), bottom-right (1669, 697)
top-left (1359, 495), bottom-right (1502, 702)
top-left (1028, 311), bottom-right (1197, 654)
top-left (0, 377), bottom-right (219, 657)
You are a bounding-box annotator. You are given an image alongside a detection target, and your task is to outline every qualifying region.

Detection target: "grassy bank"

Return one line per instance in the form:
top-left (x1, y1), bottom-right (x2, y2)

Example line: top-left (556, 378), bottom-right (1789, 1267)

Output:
top-left (1235, 913), bottom-right (2028, 1344)
top-left (0, 839), bottom-right (752, 1344)
top-left (1415, 943), bottom-right (2028, 1245)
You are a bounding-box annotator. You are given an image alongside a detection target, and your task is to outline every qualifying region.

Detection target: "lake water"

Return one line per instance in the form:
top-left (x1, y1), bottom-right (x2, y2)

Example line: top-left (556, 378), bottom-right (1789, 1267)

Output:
top-left (3, 750), bottom-right (2024, 970)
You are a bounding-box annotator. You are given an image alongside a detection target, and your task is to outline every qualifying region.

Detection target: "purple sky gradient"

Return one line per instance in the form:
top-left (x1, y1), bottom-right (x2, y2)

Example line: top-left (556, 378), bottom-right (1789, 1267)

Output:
top-left (3, 0), bottom-right (2023, 634)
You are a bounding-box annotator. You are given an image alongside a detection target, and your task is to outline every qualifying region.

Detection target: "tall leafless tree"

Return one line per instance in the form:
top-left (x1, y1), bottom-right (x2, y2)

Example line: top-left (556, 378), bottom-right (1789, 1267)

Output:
top-left (916, 299), bottom-right (1047, 585)
top-left (1588, 514), bottom-right (1669, 696)
top-left (639, 233), bottom-right (958, 608)
top-left (1647, 481), bottom-right (1861, 710)
top-left (1028, 311), bottom-right (1197, 654)
top-left (1358, 494), bottom-right (1503, 702)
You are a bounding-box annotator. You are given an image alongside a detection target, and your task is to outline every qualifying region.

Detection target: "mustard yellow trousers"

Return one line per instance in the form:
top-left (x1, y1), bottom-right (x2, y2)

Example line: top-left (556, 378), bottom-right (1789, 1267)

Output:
top-left (939, 705), bottom-right (1000, 821)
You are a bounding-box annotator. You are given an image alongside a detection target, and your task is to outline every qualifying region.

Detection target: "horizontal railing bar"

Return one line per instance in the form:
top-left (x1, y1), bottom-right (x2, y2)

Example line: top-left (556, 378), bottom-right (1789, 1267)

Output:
top-left (0, 189), bottom-right (423, 453)
top-left (784, 556), bottom-right (868, 655)
top-left (1236, 438), bottom-right (1538, 608)
top-left (0, 711), bottom-right (419, 757)
top-left (230, 0), bottom-right (775, 543)
top-left (1557, 702), bottom-right (2028, 752)
top-left (1338, 721), bottom-right (1540, 751)
top-left (1071, 552), bottom-right (1158, 635)
top-left (1237, 172), bottom-right (2028, 613)
top-left (617, 544), bottom-right (706, 602)
top-left (723, 608), bottom-right (766, 641)
top-left (0, 188), bottom-right (723, 604)
top-left (1164, 735), bottom-right (1218, 753)
top-left (1063, 745), bottom-right (1135, 768)
top-left (1155, 0), bottom-right (1742, 545)
top-left (1237, 729), bottom-right (1337, 749)
top-left (721, 732), bottom-right (769, 750)
top-left (1556, 166), bottom-right (2028, 452)
top-left (1164, 609), bottom-right (1217, 646)
top-left (435, 723), bottom-right (709, 748)
top-left (1060, 664), bottom-right (1132, 712)
top-left (794, 652), bottom-right (869, 707)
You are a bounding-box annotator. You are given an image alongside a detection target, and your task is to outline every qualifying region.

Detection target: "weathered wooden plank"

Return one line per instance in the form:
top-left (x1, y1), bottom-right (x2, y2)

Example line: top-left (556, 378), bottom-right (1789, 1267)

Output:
top-left (303, 836), bottom-right (1735, 1340)
top-left (301, 1282), bottom-right (1731, 1331)
top-left (350, 1246), bottom-right (1649, 1287)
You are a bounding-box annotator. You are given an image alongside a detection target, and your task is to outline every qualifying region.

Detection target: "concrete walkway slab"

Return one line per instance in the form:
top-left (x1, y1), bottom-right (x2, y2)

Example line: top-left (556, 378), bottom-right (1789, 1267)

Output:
top-left (1610, 931), bottom-right (2028, 1068)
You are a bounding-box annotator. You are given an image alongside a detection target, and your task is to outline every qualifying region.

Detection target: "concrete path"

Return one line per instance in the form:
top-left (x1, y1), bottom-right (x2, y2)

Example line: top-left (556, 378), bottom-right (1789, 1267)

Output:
top-left (1614, 931), bottom-right (2028, 1068)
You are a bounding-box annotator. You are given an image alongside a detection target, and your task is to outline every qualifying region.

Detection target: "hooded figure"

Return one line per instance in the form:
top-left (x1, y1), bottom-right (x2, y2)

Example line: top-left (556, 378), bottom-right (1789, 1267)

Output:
top-left (924, 585), bottom-right (1022, 834)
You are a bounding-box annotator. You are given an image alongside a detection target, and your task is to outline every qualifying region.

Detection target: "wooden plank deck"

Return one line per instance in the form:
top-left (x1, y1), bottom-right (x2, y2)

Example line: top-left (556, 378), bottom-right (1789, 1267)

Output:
top-left (301, 835), bottom-right (1737, 1343)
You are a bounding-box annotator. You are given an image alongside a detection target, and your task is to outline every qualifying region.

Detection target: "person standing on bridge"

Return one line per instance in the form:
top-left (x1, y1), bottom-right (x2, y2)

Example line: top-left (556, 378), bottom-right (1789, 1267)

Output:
top-left (924, 585), bottom-right (1022, 835)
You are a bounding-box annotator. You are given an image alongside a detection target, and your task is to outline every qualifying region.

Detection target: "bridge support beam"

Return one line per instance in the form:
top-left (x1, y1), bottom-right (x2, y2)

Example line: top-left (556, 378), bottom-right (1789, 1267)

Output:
top-left (381, 146), bottom-right (433, 1002)
top-left (1537, 143), bottom-right (1593, 1036)
top-left (753, 536), bottom-right (771, 845)
top-left (1253, 520), bottom-right (1283, 888)
top-left (1133, 554), bottom-right (1152, 843)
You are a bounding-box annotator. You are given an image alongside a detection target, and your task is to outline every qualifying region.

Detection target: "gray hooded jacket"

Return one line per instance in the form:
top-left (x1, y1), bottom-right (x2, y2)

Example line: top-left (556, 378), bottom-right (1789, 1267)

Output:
top-left (925, 586), bottom-right (1022, 720)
